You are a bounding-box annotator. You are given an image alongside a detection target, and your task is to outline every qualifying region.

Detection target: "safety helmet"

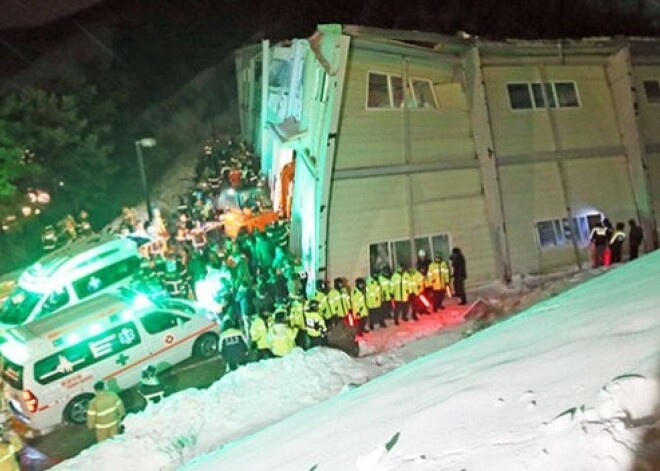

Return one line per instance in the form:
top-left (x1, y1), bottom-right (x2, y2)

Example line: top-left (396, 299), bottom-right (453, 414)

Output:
top-left (316, 279), bottom-right (327, 292)
top-left (355, 277), bottom-right (366, 289)
top-left (418, 249), bottom-right (426, 258)
top-left (333, 278), bottom-right (343, 290)
top-left (142, 365), bottom-right (157, 379)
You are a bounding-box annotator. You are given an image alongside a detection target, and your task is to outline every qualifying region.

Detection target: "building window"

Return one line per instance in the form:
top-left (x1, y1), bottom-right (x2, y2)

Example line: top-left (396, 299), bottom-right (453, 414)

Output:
top-left (643, 80), bottom-right (660, 104)
top-left (367, 72), bottom-right (437, 109)
top-left (507, 81), bottom-right (580, 110)
top-left (369, 233), bottom-right (450, 274)
top-left (535, 213), bottom-right (600, 249)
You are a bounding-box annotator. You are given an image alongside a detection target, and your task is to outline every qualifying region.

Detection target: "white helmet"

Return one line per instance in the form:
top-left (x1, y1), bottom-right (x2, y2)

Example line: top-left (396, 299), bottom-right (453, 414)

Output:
top-left (418, 249), bottom-right (426, 258)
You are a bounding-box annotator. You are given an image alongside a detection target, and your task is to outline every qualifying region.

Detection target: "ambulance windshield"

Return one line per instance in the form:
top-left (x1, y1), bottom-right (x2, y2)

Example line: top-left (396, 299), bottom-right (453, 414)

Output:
top-left (0, 286), bottom-right (41, 325)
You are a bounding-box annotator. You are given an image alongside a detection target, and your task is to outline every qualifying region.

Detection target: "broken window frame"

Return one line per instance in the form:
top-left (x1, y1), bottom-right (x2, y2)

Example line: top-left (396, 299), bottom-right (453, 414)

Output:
top-left (366, 71), bottom-right (438, 110)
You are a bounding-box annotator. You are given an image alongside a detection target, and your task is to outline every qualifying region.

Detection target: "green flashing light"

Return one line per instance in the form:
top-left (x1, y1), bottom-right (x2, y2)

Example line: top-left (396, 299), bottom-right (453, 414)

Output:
top-left (132, 293), bottom-right (152, 309)
top-left (65, 332), bottom-right (80, 346)
top-left (88, 323), bottom-right (103, 336)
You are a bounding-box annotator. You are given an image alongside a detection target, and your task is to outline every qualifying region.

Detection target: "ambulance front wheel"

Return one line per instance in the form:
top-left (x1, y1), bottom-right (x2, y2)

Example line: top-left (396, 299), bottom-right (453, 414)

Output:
top-left (64, 393), bottom-right (95, 425)
top-left (194, 333), bottom-right (219, 358)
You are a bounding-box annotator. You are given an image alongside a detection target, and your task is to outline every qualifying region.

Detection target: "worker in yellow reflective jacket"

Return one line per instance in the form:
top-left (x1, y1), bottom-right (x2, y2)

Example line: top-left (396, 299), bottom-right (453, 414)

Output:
top-left (0, 425), bottom-right (22, 471)
top-left (267, 309), bottom-right (297, 357)
top-left (378, 267), bottom-right (393, 320)
top-left (249, 310), bottom-right (271, 360)
top-left (87, 381), bottom-right (125, 442)
top-left (303, 299), bottom-right (327, 348)
top-left (327, 278), bottom-right (351, 324)
top-left (351, 278), bottom-right (370, 335)
top-left (427, 253), bottom-right (450, 311)
top-left (409, 267), bottom-right (428, 317)
top-left (312, 280), bottom-right (333, 322)
top-left (391, 265), bottom-right (413, 325)
top-left (365, 275), bottom-right (386, 330)
top-left (288, 295), bottom-right (307, 347)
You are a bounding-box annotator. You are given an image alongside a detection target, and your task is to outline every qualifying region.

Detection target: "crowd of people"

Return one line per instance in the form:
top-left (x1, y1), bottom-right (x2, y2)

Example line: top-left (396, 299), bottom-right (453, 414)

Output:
top-left (35, 137), bottom-right (470, 374)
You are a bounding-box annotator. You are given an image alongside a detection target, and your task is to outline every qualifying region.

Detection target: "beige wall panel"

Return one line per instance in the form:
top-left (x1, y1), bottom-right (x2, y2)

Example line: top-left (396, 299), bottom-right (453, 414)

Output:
top-left (499, 163), bottom-right (565, 274)
top-left (327, 176), bottom-right (409, 280)
top-left (410, 169), bottom-right (481, 203)
top-left (412, 196), bottom-right (497, 282)
top-left (483, 65), bottom-right (621, 156)
top-left (336, 48), bottom-right (472, 168)
top-left (633, 65), bottom-right (660, 146)
top-left (562, 156), bottom-right (637, 223)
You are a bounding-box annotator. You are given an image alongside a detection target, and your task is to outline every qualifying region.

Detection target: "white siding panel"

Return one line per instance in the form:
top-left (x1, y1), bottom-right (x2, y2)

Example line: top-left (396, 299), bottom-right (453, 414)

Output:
top-left (563, 156), bottom-right (637, 223)
top-left (327, 176), bottom-right (409, 281)
top-left (500, 163), bottom-right (566, 274)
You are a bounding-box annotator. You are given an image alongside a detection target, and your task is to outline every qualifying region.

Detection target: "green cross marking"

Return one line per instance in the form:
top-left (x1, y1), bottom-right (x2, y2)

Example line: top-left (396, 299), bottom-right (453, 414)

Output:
top-left (116, 353), bottom-right (129, 366)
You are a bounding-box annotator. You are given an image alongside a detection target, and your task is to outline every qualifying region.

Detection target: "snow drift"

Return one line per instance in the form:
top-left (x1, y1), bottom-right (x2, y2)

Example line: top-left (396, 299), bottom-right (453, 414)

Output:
top-left (183, 253), bottom-right (660, 471)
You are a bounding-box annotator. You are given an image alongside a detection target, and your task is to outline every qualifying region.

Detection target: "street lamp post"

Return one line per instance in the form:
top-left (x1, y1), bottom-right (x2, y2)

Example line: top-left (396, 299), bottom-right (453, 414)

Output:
top-left (135, 137), bottom-right (157, 223)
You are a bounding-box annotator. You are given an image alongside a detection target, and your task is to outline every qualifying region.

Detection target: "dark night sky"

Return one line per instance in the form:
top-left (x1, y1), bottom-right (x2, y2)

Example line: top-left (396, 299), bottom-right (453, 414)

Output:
top-left (1, 0), bottom-right (659, 113)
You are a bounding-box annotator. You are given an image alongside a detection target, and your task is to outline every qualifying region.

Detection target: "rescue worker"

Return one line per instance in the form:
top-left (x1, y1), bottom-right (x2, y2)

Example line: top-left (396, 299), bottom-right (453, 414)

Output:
top-left (249, 310), bottom-right (271, 360)
top-left (87, 380), bottom-right (125, 442)
top-left (409, 267), bottom-right (426, 318)
top-left (590, 222), bottom-right (608, 268)
top-left (312, 280), bottom-right (332, 322)
top-left (628, 219), bottom-right (644, 260)
top-left (327, 278), bottom-right (351, 325)
top-left (138, 365), bottom-right (165, 405)
top-left (219, 318), bottom-right (249, 372)
top-left (609, 222), bottom-right (626, 264)
top-left (288, 295), bottom-right (307, 347)
top-left (351, 278), bottom-right (370, 335)
top-left (161, 251), bottom-right (190, 298)
top-left (427, 254), bottom-right (450, 311)
top-left (121, 207), bottom-right (137, 233)
top-left (391, 265), bottom-right (412, 325)
top-left (267, 309), bottom-right (297, 357)
top-left (450, 247), bottom-right (468, 305)
top-left (76, 210), bottom-right (93, 237)
top-left (41, 224), bottom-right (58, 251)
top-left (416, 249), bottom-right (431, 273)
top-left (378, 267), bottom-right (393, 320)
top-left (60, 214), bottom-right (77, 242)
top-left (0, 424), bottom-right (22, 471)
top-left (365, 274), bottom-right (386, 330)
top-left (302, 299), bottom-right (327, 348)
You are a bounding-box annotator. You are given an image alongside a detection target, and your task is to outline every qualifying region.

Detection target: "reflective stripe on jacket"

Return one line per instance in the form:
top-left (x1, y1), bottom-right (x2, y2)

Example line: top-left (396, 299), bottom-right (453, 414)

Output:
top-left (365, 278), bottom-right (382, 309)
top-left (249, 317), bottom-right (269, 349)
top-left (391, 272), bottom-right (411, 302)
top-left (267, 322), bottom-right (297, 357)
top-left (351, 288), bottom-right (368, 318)
top-left (87, 391), bottom-right (125, 430)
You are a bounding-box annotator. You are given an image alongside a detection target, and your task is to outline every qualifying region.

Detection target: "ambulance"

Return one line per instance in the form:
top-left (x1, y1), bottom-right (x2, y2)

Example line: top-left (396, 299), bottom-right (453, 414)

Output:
top-left (0, 291), bottom-right (220, 436)
top-left (0, 234), bottom-right (140, 329)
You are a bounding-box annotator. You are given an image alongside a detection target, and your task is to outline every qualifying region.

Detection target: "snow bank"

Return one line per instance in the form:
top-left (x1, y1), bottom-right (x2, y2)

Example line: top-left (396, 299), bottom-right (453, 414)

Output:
top-left (53, 348), bottom-right (375, 471)
top-left (183, 253), bottom-right (660, 470)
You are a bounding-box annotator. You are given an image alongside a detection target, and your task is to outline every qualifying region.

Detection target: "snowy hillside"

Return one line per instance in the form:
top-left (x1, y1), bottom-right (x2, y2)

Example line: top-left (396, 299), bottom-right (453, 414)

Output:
top-left (52, 253), bottom-right (660, 471)
top-left (182, 254), bottom-right (660, 471)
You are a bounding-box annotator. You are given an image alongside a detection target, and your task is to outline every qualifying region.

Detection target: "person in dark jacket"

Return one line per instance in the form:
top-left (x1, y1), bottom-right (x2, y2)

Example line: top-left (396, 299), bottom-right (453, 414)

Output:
top-left (609, 222), bottom-right (626, 264)
top-left (590, 222), bottom-right (608, 268)
top-left (219, 318), bottom-right (249, 372)
top-left (628, 219), bottom-right (644, 260)
top-left (138, 365), bottom-right (166, 406)
top-left (450, 247), bottom-right (467, 305)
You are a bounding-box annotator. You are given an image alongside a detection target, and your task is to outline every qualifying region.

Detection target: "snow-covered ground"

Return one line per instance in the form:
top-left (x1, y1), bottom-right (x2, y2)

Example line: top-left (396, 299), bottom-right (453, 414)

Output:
top-left (54, 254), bottom-right (660, 470)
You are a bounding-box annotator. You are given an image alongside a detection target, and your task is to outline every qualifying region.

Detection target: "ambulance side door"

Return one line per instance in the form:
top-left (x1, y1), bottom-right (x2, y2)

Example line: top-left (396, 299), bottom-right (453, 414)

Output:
top-left (138, 310), bottom-right (193, 366)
